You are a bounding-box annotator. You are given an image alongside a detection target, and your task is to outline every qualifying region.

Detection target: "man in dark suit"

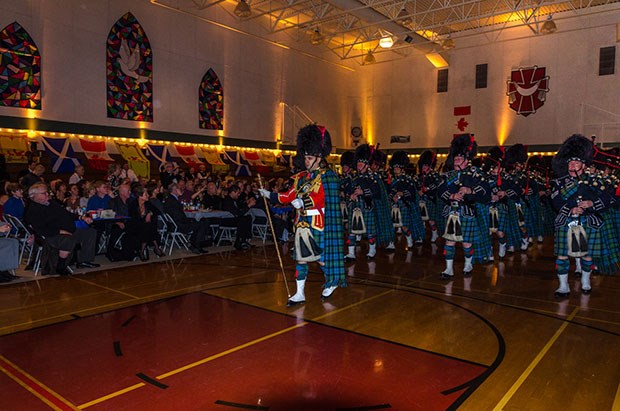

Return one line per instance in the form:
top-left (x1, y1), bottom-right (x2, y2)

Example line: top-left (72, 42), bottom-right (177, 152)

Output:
top-left (163, 183), bottom-right (209, 254)
top-left (24, 182), bottom-right (99, 275)
top-left (221, 185), bottom-right (255, 250)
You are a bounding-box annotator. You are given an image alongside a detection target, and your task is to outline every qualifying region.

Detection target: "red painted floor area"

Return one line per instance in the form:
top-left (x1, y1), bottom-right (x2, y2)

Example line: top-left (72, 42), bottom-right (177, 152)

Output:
top-left (0, 293), bottom-right (487, 410)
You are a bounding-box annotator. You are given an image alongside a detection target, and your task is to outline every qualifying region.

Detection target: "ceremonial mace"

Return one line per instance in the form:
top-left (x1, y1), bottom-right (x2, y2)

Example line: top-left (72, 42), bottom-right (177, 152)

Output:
top-left (257, 173), bottom-right (291, 298)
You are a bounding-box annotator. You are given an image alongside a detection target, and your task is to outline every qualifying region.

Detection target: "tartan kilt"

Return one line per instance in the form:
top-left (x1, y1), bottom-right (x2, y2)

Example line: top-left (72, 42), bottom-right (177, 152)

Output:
top-left (554, 221), bottom-right (606, 258)
top-left (474, 203), bottom-right (492, 263)
top-left (399, 201), bottom-right (426, 240)
top-left (525, 196), bottom-right (544, 238)
top-left (503, 201), bottom-right (524, 248)
top-left (295, 215), bottom-right (324, 262)
top-left (541, 199), bottom-right (556, 236)
top-left (348, 200), bottom-right (377, 238)
top-left (441, 211), bottom-right (477, 244)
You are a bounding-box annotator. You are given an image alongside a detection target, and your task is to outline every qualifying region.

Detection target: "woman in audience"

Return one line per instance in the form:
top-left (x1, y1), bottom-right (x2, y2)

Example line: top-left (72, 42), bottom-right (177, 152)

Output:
top-left (3, 183), bottom-right (25, 220)
top-left (52, 180), bottom-right (68, 204)
top-left (65, 184), bottom-right (82, 214)
top-left (128, 185), bottom-right (164, 261)
top-left (79, 181), bottom-right (94, 209)
top-left (107, 163), bottom-right (122, 195)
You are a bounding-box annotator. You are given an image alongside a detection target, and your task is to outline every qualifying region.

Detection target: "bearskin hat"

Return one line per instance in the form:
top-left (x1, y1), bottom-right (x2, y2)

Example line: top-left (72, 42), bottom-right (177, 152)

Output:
top-left (481, 146), bottom-right (505, 172)
top-left (389, 151), bottom-right (410, 169)
top-left (505, 144), bottom-right (528, 167)
top-left (446, 134), bottom-right (477, 169)
top-left (552, 134), bottom-right (593, 177)
top-left (417, 150), bottom-right (437, 173)
top-left (355, 144), bottom-right (373, 164)
top-left (291, 153), bottom-right (305, 173)
top-left (340, 151), bottom-right (355, 169)
top-left (297, 124), bottom-right (332, 158)
top-left (370, 145), bottom-right (387, 167)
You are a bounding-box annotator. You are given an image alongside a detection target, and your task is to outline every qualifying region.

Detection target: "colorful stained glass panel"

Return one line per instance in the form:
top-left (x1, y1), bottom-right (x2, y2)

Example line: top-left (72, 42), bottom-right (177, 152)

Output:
top-left (199, 68), bottom-right (223, 130)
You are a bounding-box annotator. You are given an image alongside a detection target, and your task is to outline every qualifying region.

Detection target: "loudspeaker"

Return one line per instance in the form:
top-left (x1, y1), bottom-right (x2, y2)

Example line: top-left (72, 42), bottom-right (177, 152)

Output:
top-left (404, 35), bottom-right (413, 44)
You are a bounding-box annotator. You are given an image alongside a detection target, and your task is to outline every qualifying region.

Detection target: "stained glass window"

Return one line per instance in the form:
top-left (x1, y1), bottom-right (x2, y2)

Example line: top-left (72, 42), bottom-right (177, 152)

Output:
top-left (106, 12), bottom-right (153, 122)
top-left (0, 22), bottom-right (41, 109)
top-left (199, 68), bottom-right (223, 130)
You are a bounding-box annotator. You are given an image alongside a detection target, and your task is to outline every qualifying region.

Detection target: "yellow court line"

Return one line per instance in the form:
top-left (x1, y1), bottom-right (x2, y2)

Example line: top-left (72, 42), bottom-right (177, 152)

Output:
top-left (0, 355), bottom-right (79, 411)
top-left (78, 288), bottom-right (394, 408)
top-left (71, 277), bottom-right (141, 299)
top-left (492, 306), bottom-right (580, 410)
top-left (311, 290), bottom-right (394, 322)
top-left (78, 383), bottom-right (145, 409)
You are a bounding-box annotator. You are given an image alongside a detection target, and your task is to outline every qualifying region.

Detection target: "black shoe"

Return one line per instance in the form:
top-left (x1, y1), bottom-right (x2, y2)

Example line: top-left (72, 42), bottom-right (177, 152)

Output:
top-left (57, 266), bottom-right (74, 276)
top-left (153, 247), bottom-right (165, 258)
top-left (139, 248), bottom-right (149, 262)
top-left (439, 272), bottom-right (454, 280)
top-left (581, 288), bottom-right (591, 295)
top-left (554, 291), bottom-right (570, 299)
top-left (76, 262), bottom-right (100, 269)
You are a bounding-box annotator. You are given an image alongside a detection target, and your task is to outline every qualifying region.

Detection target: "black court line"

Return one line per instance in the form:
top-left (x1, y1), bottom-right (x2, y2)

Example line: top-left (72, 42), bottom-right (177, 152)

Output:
top-left (214, 400), bottom-right (269, 410)
top-left (136, 373), bottom-right (168, 389)
top-left (113, 341), bottom-right (123, 357)
top-left (71, 314), bottom-right (81, 319)
top-left (336, 404), bottom-right (391, 410)
top-left (121, 315), bottom-right (136, 327)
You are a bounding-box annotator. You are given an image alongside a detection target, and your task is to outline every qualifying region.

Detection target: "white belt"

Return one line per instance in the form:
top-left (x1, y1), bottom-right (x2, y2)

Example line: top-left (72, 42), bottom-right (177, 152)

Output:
top-left (303, 208), bottom-right (325, 216)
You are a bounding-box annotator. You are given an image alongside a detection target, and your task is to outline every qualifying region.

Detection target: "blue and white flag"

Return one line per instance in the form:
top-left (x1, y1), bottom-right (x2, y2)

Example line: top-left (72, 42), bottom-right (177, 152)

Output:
top-left (41, 137), bottom-right (80, 173)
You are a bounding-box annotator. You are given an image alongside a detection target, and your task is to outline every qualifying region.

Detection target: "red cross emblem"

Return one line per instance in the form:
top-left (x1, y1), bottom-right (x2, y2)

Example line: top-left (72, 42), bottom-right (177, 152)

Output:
top-left (506, 66), bottom-right (549, 117)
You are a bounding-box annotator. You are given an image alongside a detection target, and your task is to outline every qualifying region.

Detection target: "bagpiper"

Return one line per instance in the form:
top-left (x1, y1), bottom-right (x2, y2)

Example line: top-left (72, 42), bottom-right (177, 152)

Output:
top-left (550, 134), bottom-right (618, 298)
top-left (259, 124), bottom-right (346, 306)
top-left (388, 151), bottom-right (426, 250)
top-left (345, 144), bottom-right (391, 260)
top-left (504, 144), bottom-right (531, 251)
top-left (437, 134), bottom-right (491, 279)
top-left (416, 150), bottom-right (443, 243)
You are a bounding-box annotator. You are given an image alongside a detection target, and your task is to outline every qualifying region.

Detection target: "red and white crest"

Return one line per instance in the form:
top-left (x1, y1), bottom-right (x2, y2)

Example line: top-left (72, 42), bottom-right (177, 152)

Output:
top-left (506, 66), bottom-right (549, 117)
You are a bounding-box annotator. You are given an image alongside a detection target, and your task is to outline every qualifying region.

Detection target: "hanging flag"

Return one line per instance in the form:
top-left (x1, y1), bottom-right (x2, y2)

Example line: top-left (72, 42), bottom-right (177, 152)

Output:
top-left (242, 151), bottom-right (265, 166)
top-left (200, 147), bottom-right (226, 165)
top-left (453, 105), bottom-right (471, 134)
top-left (78, 139), bottom-right (114, 171)
top-left (260, 151), bottom-right (276, 165)
top-left (41, 137), bottom-right (80, 173)
top-left (174, 144), bottom-right (203, 167)
top-left (0, 134), bottom-right (29, 163)
top-left (116, 142), bottom-right (150, 179)
top-left (146, 143), bottom-right (172, 166)
top-left (223, 150), bottom-right (251, 176)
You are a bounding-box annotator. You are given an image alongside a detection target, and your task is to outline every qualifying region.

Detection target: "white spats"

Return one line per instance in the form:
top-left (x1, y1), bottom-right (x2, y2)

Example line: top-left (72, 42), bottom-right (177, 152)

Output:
top-left (287, 279), bottom-right (306, 306)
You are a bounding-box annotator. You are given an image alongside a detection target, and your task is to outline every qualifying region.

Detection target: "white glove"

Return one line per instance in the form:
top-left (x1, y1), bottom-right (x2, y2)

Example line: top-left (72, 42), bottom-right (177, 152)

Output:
top-left (291, 198), bottom-right (304, 209)
top-left (258, 188), bottom-right (271, 198)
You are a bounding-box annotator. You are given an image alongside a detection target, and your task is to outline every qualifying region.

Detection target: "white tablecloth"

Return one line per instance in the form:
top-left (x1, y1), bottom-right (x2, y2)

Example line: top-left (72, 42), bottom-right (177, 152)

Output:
top-left (184, 210), bottom-right (234, 220)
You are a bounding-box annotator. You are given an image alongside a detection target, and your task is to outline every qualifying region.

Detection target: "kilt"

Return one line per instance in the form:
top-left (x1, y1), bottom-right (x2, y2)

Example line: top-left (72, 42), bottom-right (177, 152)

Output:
top-left (525, 195), bottom-right (544, 238)
top-left (442, 212), bottom-right (477, 244)
top-left (541, 198), bottom-right (556, 236)
top-left (503, 201), bottom-right (524, 248)
top-left (474, 203), bottom-right (492, 263)
top-left (554, 219), bottom-right (607, 258)
top-left (399, 200), bottom-right (426, 240)
top-left (348, 201), bottom-right (377, 238)
top-left (295, 215), bottom-right (325, 262)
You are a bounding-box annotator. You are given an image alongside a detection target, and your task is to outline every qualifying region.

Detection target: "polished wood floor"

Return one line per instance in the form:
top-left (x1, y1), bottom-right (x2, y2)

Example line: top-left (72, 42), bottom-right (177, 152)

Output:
top-left (1, 237), bottom-right (619, 410)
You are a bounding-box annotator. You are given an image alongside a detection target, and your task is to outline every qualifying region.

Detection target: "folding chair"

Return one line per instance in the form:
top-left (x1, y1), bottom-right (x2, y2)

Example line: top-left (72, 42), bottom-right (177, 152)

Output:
top-left (248, 208), bottom-right (270, 244)
top-left (3, 214), bottom-right (35, 264)
top-left (162, 213), bottom-right (190, 255)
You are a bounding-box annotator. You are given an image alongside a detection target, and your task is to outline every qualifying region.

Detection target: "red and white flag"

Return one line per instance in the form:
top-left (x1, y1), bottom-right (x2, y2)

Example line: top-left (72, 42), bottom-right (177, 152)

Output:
top-left (174, 144), bottom-right (204, 167)
top-left (453, 106), bottom-right (471, 136)
top-left (78, 139), bottom-right (114, 171)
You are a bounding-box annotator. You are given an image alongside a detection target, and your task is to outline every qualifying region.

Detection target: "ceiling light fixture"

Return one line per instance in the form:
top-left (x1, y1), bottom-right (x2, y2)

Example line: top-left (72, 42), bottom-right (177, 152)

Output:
top-left (310, 29), bottom-right (324, 45)
top-left (540, 15), bottom-right (557, 34)
top-left (379, 36), bottom-right (394, 49)
top-left (363, 50), bottom-right (376, 64)
top-left (234, 0), bottom-right (252, 18)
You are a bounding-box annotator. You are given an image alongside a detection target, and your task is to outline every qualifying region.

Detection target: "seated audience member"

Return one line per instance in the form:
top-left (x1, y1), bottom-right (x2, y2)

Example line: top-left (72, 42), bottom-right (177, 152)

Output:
top-left (87, 181), bottom-right (112, 211)
top-left (3, 183), bottom-right (25, 219)
top-left (128, 185), bottom-right (164, 261)
top-left (202, 182), bottom-right (221, 210)
top-left (221, 185), bottom-right (255, 250)
top-left (106, 163), bottom-right (123, 195)
top-left (163, 183), bottom-right (210, 254)
top-left (196, 164), bottom-right (210, 181)
top-left (146, 183), bottom-right (165, 215)
top-left (80, 182), bottom-right (95, 209)
top-left (51, 180), bottom-right (67, 205)
top-left (21, 164), bottom-right (45, 189)
top-left (18, 158), bottom-right (38, 180)
top-left (25, 183), bottom-right (100, 275)
top-left (107, 183), bottom-right (133, 252)
top-left (65, 184), bottom-right (82, 213)
top-left (0, 222), bottom-right (19, 282)
top-left (69, 164), bottom-right (85, 185)
top-left (120, 163), bottom-right (139, 183)
top-left (160, 162), bottom-right (180, 190)
top-left (177, 180), bottom-right (193, 204)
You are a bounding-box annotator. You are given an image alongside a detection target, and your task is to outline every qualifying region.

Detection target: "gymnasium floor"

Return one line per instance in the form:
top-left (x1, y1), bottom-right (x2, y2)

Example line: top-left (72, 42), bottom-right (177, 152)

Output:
top-left (1, 238), bottom-right (619, 410)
